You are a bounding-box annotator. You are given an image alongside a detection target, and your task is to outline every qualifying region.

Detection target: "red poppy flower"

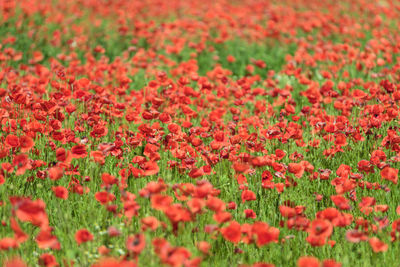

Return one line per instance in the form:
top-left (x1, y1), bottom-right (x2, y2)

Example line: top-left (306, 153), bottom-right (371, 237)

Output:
top-left (288, 163), bottom-right (305, 178)
top-left (330, 195), bottom-right (350, 210)
top-left (75, 229), bottom-right (93, 245)
top-left (213, 211), bottom-right (232, 223)
top-left (252, 221), bottom-right (280, 246)
top-left (38, 253), bottom-right (58, 267)
top-left (381, 166), bottom-right (398, 184)
top-left (48, 167), bottom-right (63, 181)
top-left (279, 205), bottom-right (296, 218)
top-left (10, 217), bottom-right (28, 243)
top-left (369, 237), bottom-right (388, 253)
top-left (0, 237), bottom-right (19, 250)
top-left (95, 192), bottom-right (116, 205)
top-left (298, 256), bottom-right (320, 267)
top-left (221, 221), bottom-right (241, 244)
top-left (194, 241), bottom-right (210, 255)
top-left (233, 162), bottom-right (250, 173)
top-left (55, 148), bottom-right (67, 162)
top-left (5, 134), bottom-right (20, 148)
top-left (19, 136), bottom-right (35, 152)
top-left (36, 227), bottom-right (61, 250)
top-left (14, 198), bottom-right (49, 228)
top-left (322, 259), bottom-right (341, 267)
top-left (52, 186), bottom-right (68, 200)
top-left (92, 258), bottom-right (135, 267)
top-left (3, 257), bottom-right (27, 267)
top-left (345, 229), bottom-right (368, 243)
top-left (187, 198), bottom-right (205, 214)
top-left (334, 133), bottom-right (347, 147)
top-left (12, 154), bottom-right (31, 176)
top-left (98, 245), bottom-right (110, 255)
top-left (206, 197), bottom-right (226, 212)
top-left (71, 144), bottom-right (87, 159)
top-left (142, 161), bottom-right (159, 176)
top-left (107, 226), bottom-right (121, 237)
top-left (151, 194), bottom-right (173, 211)
top-left (244, 209), bottom-right (257, 219)
top-left (141, 216), bottom-right (160, 231)
top-left (90, 151), bottom-right (105, 165)
top-left (306, 219), bottom-right (333, 246)
top-left (253, 263), bottom-right (275, 267)
top-left (241, 189), bottom-right (256, 203)
top-left (126, 234), bottom-right (146, 254)
top-left (309, 219), bottom-right (333, 238)
top-left (101, 173), bottom-right (118, 187)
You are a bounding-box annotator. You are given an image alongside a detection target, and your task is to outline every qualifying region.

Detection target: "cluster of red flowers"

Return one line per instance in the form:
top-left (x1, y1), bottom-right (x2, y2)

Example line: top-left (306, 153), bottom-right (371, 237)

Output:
top-left (1, 0), bottom-right (400, 266)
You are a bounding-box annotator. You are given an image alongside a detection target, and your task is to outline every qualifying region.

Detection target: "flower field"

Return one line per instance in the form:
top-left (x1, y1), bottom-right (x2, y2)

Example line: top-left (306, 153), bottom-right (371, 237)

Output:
top-left (1, 0), bottom-right (400, 266)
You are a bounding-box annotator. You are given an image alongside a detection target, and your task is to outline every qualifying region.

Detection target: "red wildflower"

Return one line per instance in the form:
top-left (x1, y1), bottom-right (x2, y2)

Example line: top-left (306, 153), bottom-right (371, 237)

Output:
top-left (306, 219), bottom-right (333, 246)
top-left (75, 229), bottom-right (94, 245)
top-left (0, 237), bottom-right (19, 250)
top-left (92, 258), bottom-right (135, 267)
top-left (213, 211), bottom-right (232, 223)
top-left (95, 192), bottom-right (116, 205)
top-left (142, 161), bottom-right (159, 176)
top-left (90, 151), bottom-right (105, 165)
top-left (126, 234), bottom-right (146, 254)
top-left (141, 216), bottom-right (160, 231)
top-left (244, 209), bottom-right (257, 219)
top-left (12, 154), bottom-right (31, 175)
top-left (279, 205), bottom-right (296, 218)
top-left (71, 144), bottom-right (87, 159)
top-left (197, 241), bottom-right (211, 254)
top-left (36, 227), bottom-right (61, 250)
top-left (380, 166), bottom-right (398, 184)
top-left (251, 221), bottom-right (280, 246)
top-left (345, 229), bottom-right (368, 243)
top-left (5, 134), bottom-right (20, 148)
top-left (101, 173), bottom-right (118, 187)
top-left (233, 162), bottom-right (250, 173)
top-left (241, 189), bottom-right (256, 203)
top-left (151, 194), bottom-right (173, 211)
top-left (221, 221), bottom-right (241, 244)
top-left (4, 257), bottom-right (27, 267)
top-left (10, 217), bottom-right (28, 243)
top-left (206, 197), bottom-right (226, 212)
top-left (288, 163), bottom-right (305, 178)
top-left (369, 237), bottom-right (388, 253)
top-left (52, 186), bottom-right (68, 200)
top-left (13, 198), bottom-right (49, 228)
top-left (323, 259), bottom-right (341, 267)
top-left (298, 256), bottom-right (320, 267)
top-left (19, 136), bottom-right (35, 152)
top-left (48, 167), bottom-right (63, 181)
top-left (330, 195), bottom-right (350, 210)
top-left (38, 253), bottom-right (59, 267)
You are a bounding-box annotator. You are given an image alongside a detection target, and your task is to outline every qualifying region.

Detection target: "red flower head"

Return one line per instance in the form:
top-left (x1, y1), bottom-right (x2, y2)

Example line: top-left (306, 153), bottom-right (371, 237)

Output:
top-left (38, 253), bottom-right (59, 267)
top-left (288, 163), bottom-right (305, 178)
top-left (52, 186), bottom-right (68, 200)
top-left (221, 221), bottom-right (241, 244)
top-left (71, 144), bottom-right (87, 159)
top-left (381, 166), bottom-right (398, 184)
top-left (298, 256), bottom-right (320, 267)
top-left (75, 229), bottom-right (93, 245)
top-left (19, 136), bottom-right (35, 152)
top-left (126, 234), bottom-right (146, 254)
top-left (369, 237), bottom-right (388, 253)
